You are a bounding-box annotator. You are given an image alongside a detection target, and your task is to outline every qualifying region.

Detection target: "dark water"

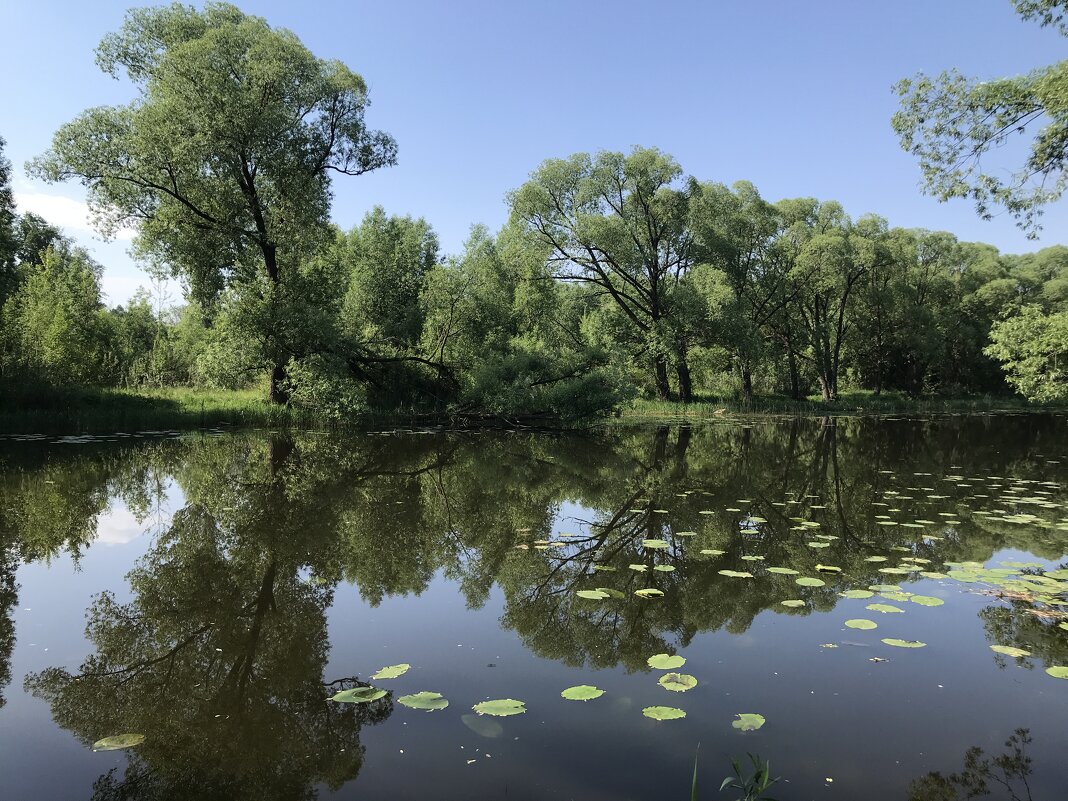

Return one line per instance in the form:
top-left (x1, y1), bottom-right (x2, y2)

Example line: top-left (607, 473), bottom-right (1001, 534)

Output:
top-left (1, 415), bottom-right (1066, 801)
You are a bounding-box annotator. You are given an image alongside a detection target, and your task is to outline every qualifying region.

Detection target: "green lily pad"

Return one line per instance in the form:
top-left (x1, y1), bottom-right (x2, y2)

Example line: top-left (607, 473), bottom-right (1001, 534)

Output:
top-left (331, 686), bottom-right (387, 703)
top-left (461, 714), bottom-right (503, 738)
top-left (732, 713), bottom-right (765, 731)
top-left (397, 691), bottom-right (449, 711)
top-left (674, 531), bottom-right (698, 537)
top-left (92, 734), bottom-right (145, 752)
top-left (882, 638), bottom-right (926, 648)
top-left (719, 570), bottom-right (754, 578)
top-left (767, 567), bottom-right (800, 575)
top-left (866, 603), bottom-right (904, 614)
top-left (864, 556), bottom-right (889, 562)
top-left (658, 672), bottom-right (698, 692)
top-left (909, 595), bottom-right (945, 607)
top-left (647, 653), bottom-right (686, 670)
top-left (561, 685), bottom-right (605, 701)
top-left (796, 577), bottom-right (826, 587)
top-left (628, 564), bottom-right (649, 572)
top-left (1045, 666), bottom-right (1068, 679)
top-left (990, 645), bottom-right (1031, 658)
top-left (780, 599), bottom-right (806, 608)
top-left (816, 564), bottom-right (842, 573)
top-left (635, 588), bottom-right (665, 598)
top-left (700, 548), bottom-right (726, 556)
top-left (840, 589), bottom-right (874, 599)
top-left (845, 619), bottom-right (878, 630)
top-left (807, 542), bottom-right (831, 548)
top-left (642, 539), bottom-right (669, 549)
top-left (576, 589), bottom-right (611, 600)
top-left (653, 564), bottom-right (676, 572)
top-left (880, 591), bottom-right (912, 602)
top-left (371, 663), bottom-right (411, 680)
top-left (643, 706), bottom-right (686, 721)
top-left (593, 565), bottom-right (617, 572)
top-left (472, 698), bottom-right (526, 717)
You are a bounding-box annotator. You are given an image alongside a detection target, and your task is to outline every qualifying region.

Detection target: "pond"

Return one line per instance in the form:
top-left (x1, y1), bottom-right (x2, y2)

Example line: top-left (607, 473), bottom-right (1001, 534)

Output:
top-left (0, 414), bottom-right (1066, 801)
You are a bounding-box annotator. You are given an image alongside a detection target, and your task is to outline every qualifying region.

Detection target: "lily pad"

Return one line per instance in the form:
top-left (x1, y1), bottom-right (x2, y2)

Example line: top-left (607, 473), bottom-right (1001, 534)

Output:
top-left (700, 549), bottom-right (726, 556)
top-left (642, 539), bottom-right (669, 549)
top-left (371, 663), bottom-right (411, 680)
top-left (840, 589), bottom-right (874, 599)
top-left (1045, 666), bottom-right (1068, 679)
top-left (397, 691), bottom-right (449, 711)
top-left (719, 570), bottom-right (754, 579)
top-left (472, 698), bottom-right (526, 717)
top-left (653, 565), bottom-right (676, 572)
top-left (882, 638), bottom-right (926, 648)
top-left (461, 714), bottom-right (503, 738)
top-left (767, 567), bottom-right (800, 575)
top-left (845, 619), bottom-right (878, 630)
top-left (331, 686), bottom-right (387, 704)
top-left (643, 706), bottom-right (686, 721)
top-left (635, 588), bottom-right (665, 598)
top-left (816, 564), bottom-right (842, 573)
top-left (561, 685), bottom-right (605, 701)
top-left (576, 589), bottom-right (611, 600)
top-left (795, 577), bottom-right (826, 587)
top-left (647, 653), bottom-right (686, 670)
top-left (866, 603), bottom-right (904, 614)
top-left (990, 645), bottom-right (1031, 658)
top-left (628, 564), bottom-right (649, 572)
top-left (658, 672), bottom-right (698, 692)
top-left (92, 734), bottom-right (145, 752)
top-left (780, 599), bottom-right (806, 608)
top-left (732, 713), bottom-right (766, 731)
top-left (909, 595), bottom-right (945, 607)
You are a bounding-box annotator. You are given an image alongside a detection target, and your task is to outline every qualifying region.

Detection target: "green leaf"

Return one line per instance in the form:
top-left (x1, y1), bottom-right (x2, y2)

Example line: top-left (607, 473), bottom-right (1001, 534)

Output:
top-left (866, 603), bottom-right (904, 614)
top-left (635, 588), bottom-right (665, 598)
top-left (642, 538), bottom-right (669, 549)
top-left (882, 638), bottom-right (926, 648)
top-left (815, 564), bottom-right (842, 573)
top-left (658, 672), bottom-right (698, 692)
top-left (643, 706), bottom-right (686, 720)
top-left (472, 698), bottom-right (526, 716)
top-left (700, 549), bottom-right (726, 556)
top-left (576, 589), bottom-right (611, 600)
top-left (628, 564), bottom-right (649, 572)
top-left (845, 619), bottom-right (878, 630)
top-left (780, 599), bottom-right (806, 608)
top-left (647, 653), bottom-right (686, 669)
top-left (909, 595), bottom-right (945, 607)
top-left (795, 577), bottom-right (826, 587)
top-left (92, 734), bottom-right (145, 752)
top-left (719, 570), bottom-right (754, 578)
top-left (371, 663), bottom-right (410, 680)
top-left (839, 589), bottom-right (874, 599)
top-left (767, 567), bottom-right (800, 575)
top-left (653, 564), bottom-right (676, 572)
top-left (561, 685), bottom-right (605, 701)
top-left (1045, 666), bottom-right (1068, 679)
top-left (731, 713), bottom-right (765, 731)
top-left (397, 691), bottom-right (449, 711)
top-left (331, 686), bottom-right (387, 703)
top-left (990, 645), bottom-right (1030, 658)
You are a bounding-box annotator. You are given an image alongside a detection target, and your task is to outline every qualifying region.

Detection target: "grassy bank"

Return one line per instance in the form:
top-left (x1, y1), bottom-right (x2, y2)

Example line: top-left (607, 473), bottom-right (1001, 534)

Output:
top-left (617, 391), bottom-right (1063, 422)
top-left (0, 386), bottom-right (1062, 436)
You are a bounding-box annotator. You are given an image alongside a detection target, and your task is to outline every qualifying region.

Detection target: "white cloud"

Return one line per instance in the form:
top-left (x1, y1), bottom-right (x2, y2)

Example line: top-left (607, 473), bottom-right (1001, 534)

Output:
top-left (13, 191), bottom-right (136, 241)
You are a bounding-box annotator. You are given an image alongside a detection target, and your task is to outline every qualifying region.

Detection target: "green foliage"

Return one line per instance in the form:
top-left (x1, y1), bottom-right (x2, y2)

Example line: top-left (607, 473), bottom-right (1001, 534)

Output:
top-left (719, 754), bottom-right (779, 801)
top-left (986, 306), bottom-right (1068, 401)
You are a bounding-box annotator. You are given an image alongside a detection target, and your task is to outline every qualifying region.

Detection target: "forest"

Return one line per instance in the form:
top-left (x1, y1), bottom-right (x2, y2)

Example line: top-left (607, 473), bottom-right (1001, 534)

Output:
top-left (1, 1), bottom-right (1066, 421)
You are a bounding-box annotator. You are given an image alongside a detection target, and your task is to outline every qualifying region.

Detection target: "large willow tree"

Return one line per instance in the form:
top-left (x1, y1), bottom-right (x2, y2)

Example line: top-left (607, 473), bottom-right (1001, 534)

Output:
top-left (30, 2), bottom-right (397, 402)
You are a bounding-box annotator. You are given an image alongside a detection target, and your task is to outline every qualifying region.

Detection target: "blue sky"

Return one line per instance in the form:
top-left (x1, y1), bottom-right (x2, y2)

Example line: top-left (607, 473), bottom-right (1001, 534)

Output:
top-left (3, 0), bottom-right (1067, 304)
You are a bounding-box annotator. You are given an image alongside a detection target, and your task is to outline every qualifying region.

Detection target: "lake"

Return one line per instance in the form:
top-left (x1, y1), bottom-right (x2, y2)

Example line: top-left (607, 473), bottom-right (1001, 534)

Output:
top-left (1, 414), bottom-right (1066, 800)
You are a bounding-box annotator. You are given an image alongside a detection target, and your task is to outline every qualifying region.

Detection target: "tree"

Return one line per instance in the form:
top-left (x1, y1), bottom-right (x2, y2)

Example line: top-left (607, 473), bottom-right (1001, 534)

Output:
top-left (0, 136), bottom-right (17, 304)
top-left (893, 0), bottom-right (1068, 235)
top-left (985, 305), bottom-right (1068, 401)
top-left (510, 147), bottom-right (698, 400)
top-left (29, 2), bottom-right (397, 403)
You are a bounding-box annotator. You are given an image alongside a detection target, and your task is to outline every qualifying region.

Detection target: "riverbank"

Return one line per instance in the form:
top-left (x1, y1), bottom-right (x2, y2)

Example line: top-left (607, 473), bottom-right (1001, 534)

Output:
top-left (0, 385), bottom-right (1061, 435)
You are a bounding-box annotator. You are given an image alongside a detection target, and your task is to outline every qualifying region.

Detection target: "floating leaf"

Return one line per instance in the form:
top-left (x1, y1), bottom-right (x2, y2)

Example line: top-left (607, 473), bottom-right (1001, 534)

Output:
top-left (561, 685), bottom-right (605, 701)
top-left (461, 714), bottom-right (503, 738)
top-left (1045, 666), bottom-right (1068, 679)
top-left (642, 539), bottom-right (669, 549)
top-left (674, 531), bottom-right (697, 537)
top-left (653, 565), bottom-right (676, 572)
top-left (647, 653), bottom-right (686, 670)
top-left (795, 577), bottom-right (826, 587)
top-left (92, 734), bottom-right (145, 752)
top-left (635, 588), bottom-right (665, 598)
top-left (864, 556), bottom-right (888, 563)
top-left (880, 591), bottom-right (912, 602)
top-left (576, 589), bottom-right (610, 600)
top-left (741, 555), bottom-right (765, 561)
top-left (866, 603), bottom-right (904, 614)
top-left (840, 589), bottom-right (874, 599)
top-left (643, 706), bottom-right (686, 721)
top-left (628, 564), bottom-right (649, 572)
top-left (816, 564), bottom-right (842, 573)
top-left (658, 672), bottom-right (698, 692)
top-left (845, 619), bottom-right (878, 630)
top-left (909, 595), bottom-right (945, 607)
top-left (593, 565), bottom-right (617, 572)
top-left (882, 638), bottom-right (926, 648)
top-left (331, 687), bottom-right (387, 704)
top-left (472, 698), bottom-right (526, 717)
top-left (700, 549), bottom-right (726, 556)
top-left (731, 713), bottom-right (765, 731)
top-left (371, 663), bottom-right (411, 680)
top-left (767, 567), bottom-right (800, 575)
top-left (397, 691), bottom-right (449, 711)
top-left (990, 645), bottom-right (1031, 658)
top-left (807, 542), bottom-right (831, 548)
top-left (780, 599), bottom-right (806, 608)
top-left (719, 570), bottom-right (754, 579)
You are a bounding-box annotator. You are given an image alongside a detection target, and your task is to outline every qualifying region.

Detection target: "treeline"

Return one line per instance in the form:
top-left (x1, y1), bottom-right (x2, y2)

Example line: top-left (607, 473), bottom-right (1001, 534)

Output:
top-left (3, 139), bottom-right (1066, 416)
top-left (1, 4), bottom-right (1065, 417)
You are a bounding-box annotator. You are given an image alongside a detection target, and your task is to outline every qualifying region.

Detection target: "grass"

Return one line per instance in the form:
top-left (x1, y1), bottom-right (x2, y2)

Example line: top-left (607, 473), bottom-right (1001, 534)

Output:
top-left (617, 390), bottom-right (1064, 422)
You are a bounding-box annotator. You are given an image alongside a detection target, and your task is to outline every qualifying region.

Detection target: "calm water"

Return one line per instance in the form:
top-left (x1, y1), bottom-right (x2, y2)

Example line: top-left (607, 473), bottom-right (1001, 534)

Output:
top-left (0, 415), bottom-right (1066, 801)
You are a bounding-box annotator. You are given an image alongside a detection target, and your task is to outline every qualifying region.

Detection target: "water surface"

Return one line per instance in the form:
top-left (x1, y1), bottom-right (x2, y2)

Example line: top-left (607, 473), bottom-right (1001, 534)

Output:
top-left (1, 415), bottom-right (1066, 800)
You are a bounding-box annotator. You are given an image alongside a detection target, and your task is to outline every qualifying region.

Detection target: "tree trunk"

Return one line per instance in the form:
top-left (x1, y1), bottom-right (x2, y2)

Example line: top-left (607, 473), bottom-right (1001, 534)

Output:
top-left (741, 363), bottom-right (754, 403)
top-left (787, 348), bottom-right (801, 400)
top-left (269, 362), bottom-right (290, 405)
top-left (653, 357), bottom-right (671, 400)
top-left (676, 357), bottom-right (693, 403)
